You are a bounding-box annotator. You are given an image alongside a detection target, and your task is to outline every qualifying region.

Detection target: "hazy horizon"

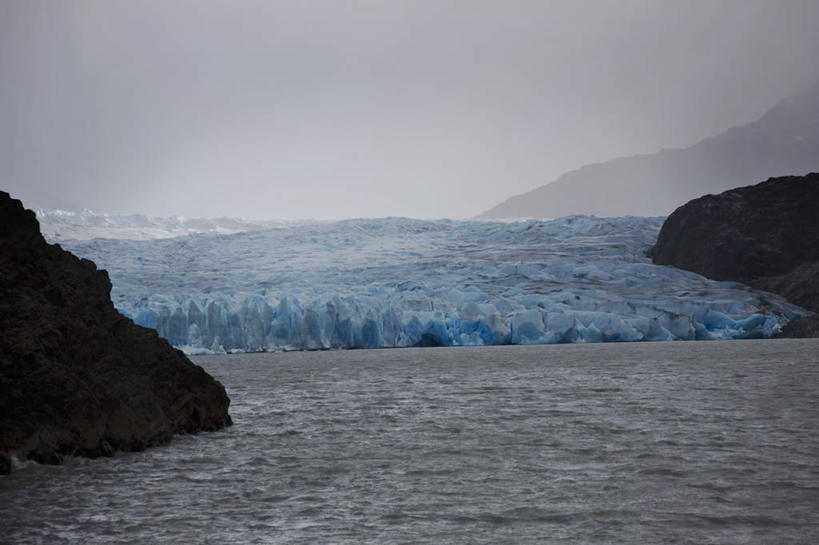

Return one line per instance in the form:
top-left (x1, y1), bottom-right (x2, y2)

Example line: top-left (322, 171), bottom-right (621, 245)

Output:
top-left (3, 1), bottom-right (819, 220)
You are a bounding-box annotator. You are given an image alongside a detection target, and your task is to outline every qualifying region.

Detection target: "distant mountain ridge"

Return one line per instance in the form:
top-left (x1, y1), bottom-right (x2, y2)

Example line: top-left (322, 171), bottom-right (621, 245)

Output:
top-left (479, 83), bottom-right (819, 219)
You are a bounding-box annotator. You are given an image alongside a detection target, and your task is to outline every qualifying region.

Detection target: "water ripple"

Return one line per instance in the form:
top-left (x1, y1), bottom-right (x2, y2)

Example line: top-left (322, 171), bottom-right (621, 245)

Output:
top-left (1, 340), bottom-right (818, 544)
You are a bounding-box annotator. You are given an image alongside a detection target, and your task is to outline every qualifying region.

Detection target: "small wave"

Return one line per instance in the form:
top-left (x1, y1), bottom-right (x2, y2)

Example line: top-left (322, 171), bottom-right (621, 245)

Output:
top-left (502, 507), bottom-right (577, 523)
top-left (402, 468), bottom-right (458, 476)
top-left (317, 464), bottom-right (350, 475)
top-left (259, 494), bottom-right (291, 504)
top-left (470, 507), bottom-right (577, 525)
top-left (8, 454), bottom-right (42, 473)
top-left (271, 429), bottom-right (301, 437)
top-left (692, 514), bottom-right (786, 527)
top-left (639, 467), bottom-right (686, 477)
top-left (381, 511), bottom-right (409, 522)
top-left (754, 480), bottom-right (819, 491)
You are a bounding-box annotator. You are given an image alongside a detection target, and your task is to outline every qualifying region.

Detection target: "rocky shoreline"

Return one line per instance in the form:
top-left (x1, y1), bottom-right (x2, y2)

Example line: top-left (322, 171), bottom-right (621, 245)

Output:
top-left (0, 192), bottom-right (231, 474)
top-left (651, 173), bottom-right (819, 336)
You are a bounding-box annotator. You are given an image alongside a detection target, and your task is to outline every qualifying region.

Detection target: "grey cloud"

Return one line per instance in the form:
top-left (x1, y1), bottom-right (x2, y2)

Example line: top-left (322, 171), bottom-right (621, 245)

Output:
top-left (2, 0), bottom-right (819, 219)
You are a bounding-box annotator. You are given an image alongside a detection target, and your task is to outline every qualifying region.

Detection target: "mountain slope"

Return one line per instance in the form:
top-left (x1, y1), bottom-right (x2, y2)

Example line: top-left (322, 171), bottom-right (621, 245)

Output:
top-left (479, 84), bottom-right (819, 218)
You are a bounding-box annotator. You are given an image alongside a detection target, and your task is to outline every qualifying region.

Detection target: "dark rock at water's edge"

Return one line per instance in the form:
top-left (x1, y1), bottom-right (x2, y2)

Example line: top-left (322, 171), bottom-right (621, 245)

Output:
top-left (776, 314), bottom-right (819, 338)
top-left (650, 173), bottom-right (819, 336)
top-left (749, 262), bottom-right (819, 316)
top-left (0, 191), bottom-right (231, 474)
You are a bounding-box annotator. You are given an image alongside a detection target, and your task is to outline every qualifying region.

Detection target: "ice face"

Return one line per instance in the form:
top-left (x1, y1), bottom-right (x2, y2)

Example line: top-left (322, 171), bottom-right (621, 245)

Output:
top-left (58, 216), bottom-right (808, 354)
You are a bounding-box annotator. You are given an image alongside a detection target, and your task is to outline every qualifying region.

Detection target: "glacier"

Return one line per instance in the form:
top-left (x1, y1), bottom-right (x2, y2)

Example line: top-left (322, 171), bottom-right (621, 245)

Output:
top-left (55, 215), bottom-right (808, 354)
top-left (35, 208), bottom-right (297, 242)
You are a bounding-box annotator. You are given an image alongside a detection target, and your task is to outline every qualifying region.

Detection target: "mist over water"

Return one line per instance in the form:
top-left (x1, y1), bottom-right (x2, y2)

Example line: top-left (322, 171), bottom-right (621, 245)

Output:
top-left (2, 340), bottom-right (818, 544)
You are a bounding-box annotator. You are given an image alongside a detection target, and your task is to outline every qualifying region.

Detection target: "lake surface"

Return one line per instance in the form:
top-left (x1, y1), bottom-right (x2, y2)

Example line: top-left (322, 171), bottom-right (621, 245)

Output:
top-left (2, 340), bottom-right (818, 544)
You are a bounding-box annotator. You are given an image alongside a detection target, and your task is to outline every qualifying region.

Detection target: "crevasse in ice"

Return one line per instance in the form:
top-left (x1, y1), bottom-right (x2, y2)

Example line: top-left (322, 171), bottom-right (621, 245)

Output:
top-left (59, 216), bottom-right (807, 353)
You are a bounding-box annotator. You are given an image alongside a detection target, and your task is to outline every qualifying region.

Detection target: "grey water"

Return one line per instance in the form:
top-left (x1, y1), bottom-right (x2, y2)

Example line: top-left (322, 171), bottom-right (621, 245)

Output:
top-left (1, 340), bottom-right (818, 544)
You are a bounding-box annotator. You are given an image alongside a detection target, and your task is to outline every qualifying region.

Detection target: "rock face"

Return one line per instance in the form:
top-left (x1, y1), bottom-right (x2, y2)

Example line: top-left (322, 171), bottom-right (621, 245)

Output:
top-left (651, 174), bottom-right (819, 336)
top-left (0, 191), bottom-right (231, 473)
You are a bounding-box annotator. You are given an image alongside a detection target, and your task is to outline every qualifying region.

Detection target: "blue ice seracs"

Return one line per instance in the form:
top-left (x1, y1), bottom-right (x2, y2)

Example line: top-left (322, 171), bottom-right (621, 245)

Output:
top-left (60, 215), bottom-right (808, 353)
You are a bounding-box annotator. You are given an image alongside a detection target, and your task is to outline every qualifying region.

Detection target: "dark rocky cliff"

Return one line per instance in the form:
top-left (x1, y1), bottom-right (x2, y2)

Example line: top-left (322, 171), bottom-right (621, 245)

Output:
top-left (0, 191), bottom-right (231, 474)
top-left (651, 174), bottom-right (819, 336)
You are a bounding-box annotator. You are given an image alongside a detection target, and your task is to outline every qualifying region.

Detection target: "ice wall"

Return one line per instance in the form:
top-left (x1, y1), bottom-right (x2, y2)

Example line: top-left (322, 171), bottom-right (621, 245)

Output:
top-left (60, 216), bottom-right (808, 353)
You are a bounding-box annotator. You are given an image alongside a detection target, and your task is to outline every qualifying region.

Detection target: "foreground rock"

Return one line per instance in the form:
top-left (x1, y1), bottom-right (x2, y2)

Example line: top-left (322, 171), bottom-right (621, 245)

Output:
top-left (0, 192), bottom-right (231, 474)
top-left (651, 174), bottom-right (819, 336)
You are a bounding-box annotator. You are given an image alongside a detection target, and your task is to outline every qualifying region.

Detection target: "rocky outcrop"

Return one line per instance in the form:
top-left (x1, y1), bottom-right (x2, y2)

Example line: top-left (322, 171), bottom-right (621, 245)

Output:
top-left (651, 174), bottom-right (819, 336)
top-left (0, 191), bottom-right (231, 473)
top-left (752, 262), bottom-right (819, 337)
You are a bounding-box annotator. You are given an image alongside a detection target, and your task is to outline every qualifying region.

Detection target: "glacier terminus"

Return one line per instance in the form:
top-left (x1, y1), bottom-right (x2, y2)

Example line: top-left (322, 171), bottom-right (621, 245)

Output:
top-left (53, 215), bottom-right (808, 354)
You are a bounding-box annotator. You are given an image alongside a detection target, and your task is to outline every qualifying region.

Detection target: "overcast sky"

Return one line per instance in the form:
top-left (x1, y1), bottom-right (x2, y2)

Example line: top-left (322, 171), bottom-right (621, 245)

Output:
top-left (2, 1), bottom-right (819, 219)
